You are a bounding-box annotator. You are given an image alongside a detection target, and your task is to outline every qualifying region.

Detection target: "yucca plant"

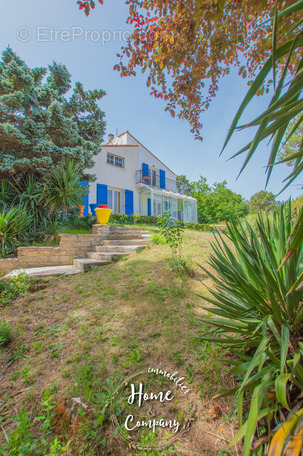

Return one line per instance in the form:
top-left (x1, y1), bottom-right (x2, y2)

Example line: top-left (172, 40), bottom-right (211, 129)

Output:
top-left (198, 203), bottom-right (303, 455)
top-left (0, 207), bottom-right (32, 256)
top-left (12, 176), bottom-right (45, 230)
top-left (41, 161), bottom-right (87, 213)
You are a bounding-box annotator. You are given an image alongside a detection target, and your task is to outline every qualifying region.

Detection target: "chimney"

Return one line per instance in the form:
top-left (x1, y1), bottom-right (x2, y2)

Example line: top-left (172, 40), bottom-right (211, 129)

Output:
top-left (108, 133), bottom-right (114, 143)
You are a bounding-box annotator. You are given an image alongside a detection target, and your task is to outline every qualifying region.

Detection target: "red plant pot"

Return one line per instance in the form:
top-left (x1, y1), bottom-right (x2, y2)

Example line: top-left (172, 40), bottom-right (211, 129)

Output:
top-left (98, 205), bottom-right (108, 208)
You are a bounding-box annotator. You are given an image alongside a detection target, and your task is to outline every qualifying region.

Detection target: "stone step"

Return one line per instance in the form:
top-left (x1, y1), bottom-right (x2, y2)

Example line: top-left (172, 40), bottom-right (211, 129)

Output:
top-left (109, 225), bottom-right (148, 232)
top-left (108, 231), bottom-right (149, 236)
top-left (87, 251), bottom-right (129, 261)
top-left (87, 252), bottom-right (112, 261)
top-left (73, 258), bottom-right (109, 272)
top-left (4, 265), bottom-right (80, 278)
top-left (106, 234), bottom-right (152, 240)
top-left (100, 239), bottom-right (148, 246)
top-left (94, 245), bottom-right (145, 253)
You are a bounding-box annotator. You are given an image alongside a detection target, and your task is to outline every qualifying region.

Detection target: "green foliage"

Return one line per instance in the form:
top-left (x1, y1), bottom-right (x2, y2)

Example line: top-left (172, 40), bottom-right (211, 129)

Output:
top-left (152, 233), bottom-right (166, 244)
top-left (199, 203), bottom-right (303, 455)
top-left (12, 176), bottom-right (45, 230)
top-left (278, 113), bottom-right (303, 167)
top-left (191, 176), bottom-right (248, 223)
top-left (0, 318), bottom-right (12, 346)
top-left (0, 389), bottom-right (70, 455)
top-left (291, 195), bottom-right (303, 214)
top-left (67, 213), bottom-right (95, 230)
top-left (176, 175), bottom-right (193, 195)
top-left (109, 213), bottom-right (158, 225)
top-left (222, 2), bottom-right (303, 292)
top-left (42, 161), bottom-right (87, 213)
top-left (0, 273), bottom-right (37, 305)
top-left (0, 47), bottom-right (106, 180)
top-left (0, 180), bottom-right (16, 210)
top-left (110, 213), bottom-right (214, 232)
top-left (185, 222), bottom-right (215, 232)
top-left (0, 206), bottom-right (31, 256)
top-left (157, 210), bottom-right (184, 260)
top-left (39, 216), bottom-right (61, 241)
top-left (249, 190), bottom-right (279, 213)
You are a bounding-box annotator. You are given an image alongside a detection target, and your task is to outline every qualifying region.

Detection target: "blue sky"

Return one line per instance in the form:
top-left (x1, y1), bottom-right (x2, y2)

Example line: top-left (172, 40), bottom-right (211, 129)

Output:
top-left (1, 0), bottom-right (302, 201)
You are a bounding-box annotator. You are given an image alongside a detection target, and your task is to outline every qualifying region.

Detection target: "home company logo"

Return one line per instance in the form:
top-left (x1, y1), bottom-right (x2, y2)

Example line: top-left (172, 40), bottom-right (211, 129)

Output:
top-left (108, 367), bottom-right (196, 452)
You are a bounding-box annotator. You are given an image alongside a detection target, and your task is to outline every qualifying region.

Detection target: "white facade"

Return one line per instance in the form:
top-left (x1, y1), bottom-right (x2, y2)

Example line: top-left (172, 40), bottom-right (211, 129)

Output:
top-left (86, 131), bottom-right (197, 223)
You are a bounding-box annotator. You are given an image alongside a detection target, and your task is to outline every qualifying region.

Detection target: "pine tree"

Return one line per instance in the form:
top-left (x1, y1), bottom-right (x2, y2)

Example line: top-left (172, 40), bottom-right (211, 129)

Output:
top-left (0, 47), bottom-right (106, 180)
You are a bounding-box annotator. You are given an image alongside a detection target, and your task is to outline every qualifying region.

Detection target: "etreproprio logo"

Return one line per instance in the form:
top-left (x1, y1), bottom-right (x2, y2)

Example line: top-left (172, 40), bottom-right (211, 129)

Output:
top-left (106, 367), bottom-right (196, 452)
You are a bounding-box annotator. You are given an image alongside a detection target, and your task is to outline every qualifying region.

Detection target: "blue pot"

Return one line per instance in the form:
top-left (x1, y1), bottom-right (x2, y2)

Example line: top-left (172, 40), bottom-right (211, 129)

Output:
top-left (90, 204), bottom-right (98, 216)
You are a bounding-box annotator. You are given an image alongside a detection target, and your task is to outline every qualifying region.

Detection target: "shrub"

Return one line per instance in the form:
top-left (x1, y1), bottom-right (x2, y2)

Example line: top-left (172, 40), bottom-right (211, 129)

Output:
top-left (67, 214), bottom-right (95, 230)
top-left (198, 203), bottom-right (303, 454)
top-left (0, 318), bottom-right (12, 346)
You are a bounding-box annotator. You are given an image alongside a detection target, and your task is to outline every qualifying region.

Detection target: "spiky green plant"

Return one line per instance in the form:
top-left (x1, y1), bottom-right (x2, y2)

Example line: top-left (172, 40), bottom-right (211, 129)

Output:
top-left (12, 176), bottom-right (45, 230)
top-left (198, 203), bottom-right (303, 455)
top-left (0, 180), bottom-right (16, 210)
top-left (41, 161), bottom-right (86, 213)
top-left (0, 207), bottom-right (31, 256)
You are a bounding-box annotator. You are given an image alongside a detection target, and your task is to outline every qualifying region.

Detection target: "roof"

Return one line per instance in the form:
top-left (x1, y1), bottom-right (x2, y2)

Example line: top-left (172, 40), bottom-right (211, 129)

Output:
top-left (105, 131), bottom-right (176, 176)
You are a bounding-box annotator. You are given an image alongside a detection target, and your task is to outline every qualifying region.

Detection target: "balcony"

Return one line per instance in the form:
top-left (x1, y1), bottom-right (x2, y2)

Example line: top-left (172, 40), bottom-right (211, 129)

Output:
top-left (136, 170), bottom-right (178, 193)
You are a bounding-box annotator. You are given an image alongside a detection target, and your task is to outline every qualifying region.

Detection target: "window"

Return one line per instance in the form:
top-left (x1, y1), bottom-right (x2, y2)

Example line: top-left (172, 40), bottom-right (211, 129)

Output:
top-left (107, 189), bottom-right (121, 214)
top-left (107, 153), bottom-right (124, 168)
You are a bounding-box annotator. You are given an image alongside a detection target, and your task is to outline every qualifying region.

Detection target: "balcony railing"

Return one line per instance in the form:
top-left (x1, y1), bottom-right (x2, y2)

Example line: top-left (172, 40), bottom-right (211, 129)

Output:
top-left (136, 170), bottom-right (178, 192)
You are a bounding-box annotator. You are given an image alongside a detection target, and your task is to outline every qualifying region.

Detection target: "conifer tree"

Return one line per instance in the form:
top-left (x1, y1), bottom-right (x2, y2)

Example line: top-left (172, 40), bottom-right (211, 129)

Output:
top-left (0, 47), bottom-right (106, 180)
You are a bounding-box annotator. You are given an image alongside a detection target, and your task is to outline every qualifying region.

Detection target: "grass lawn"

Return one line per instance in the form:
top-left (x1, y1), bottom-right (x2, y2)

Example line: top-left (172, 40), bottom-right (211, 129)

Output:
top-left (0, 229), bottom-right (238, 455)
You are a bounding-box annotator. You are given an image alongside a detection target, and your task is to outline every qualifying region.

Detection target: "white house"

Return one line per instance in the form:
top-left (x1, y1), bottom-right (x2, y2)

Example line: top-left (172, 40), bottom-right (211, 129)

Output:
top-left (82, 131), bottom-right (197, 223)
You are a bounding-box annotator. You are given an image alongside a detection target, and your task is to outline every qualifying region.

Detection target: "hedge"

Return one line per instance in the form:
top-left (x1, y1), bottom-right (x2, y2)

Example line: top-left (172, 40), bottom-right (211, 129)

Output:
top-left (185, 222), bottom-right (213, 232)
top-left (109, 213), bottom-right (158, 225)
top-left (108, 213), bottom-right (213, 231)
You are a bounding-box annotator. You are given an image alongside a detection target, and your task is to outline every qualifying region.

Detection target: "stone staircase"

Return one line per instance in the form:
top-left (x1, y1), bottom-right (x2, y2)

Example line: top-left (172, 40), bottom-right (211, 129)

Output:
top-left (3, 225), bottom-right (152, 278)
top-left (73, 226), bottom-right (152, 272)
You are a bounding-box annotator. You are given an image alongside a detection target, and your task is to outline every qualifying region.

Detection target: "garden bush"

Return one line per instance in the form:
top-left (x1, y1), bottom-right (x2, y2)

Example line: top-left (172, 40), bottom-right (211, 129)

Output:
top-left (199, 203), bottom-right (303, 454)
top-left (65, 213), bottom-right (95, 230)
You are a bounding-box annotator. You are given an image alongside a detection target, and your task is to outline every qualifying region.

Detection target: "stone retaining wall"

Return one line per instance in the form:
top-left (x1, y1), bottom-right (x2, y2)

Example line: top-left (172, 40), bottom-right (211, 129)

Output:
top-left (0, 225), bottom-right (111, 274)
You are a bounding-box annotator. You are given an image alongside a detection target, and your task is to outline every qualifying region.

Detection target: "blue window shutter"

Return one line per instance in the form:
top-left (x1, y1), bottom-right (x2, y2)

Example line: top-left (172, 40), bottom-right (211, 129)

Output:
top-left (125, 189), bottom-right (134, 215)
top-left (160, 170), bottom-right (166, 189)
top-left (147, 198), bottom-right (151, 216)
top-left (142, 162), bottom-right (149, 184)
top-left (97, 184), bottom-right (107, 205)
top-left (80, 180), bottom-right (89, 216)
